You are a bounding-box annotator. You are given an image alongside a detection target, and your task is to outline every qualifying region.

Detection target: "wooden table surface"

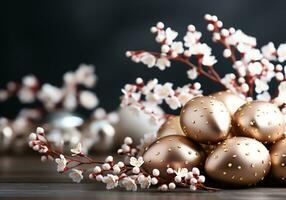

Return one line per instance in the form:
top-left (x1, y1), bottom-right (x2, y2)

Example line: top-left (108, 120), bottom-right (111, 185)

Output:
top-left (1, 155), bottom-right (286, 200)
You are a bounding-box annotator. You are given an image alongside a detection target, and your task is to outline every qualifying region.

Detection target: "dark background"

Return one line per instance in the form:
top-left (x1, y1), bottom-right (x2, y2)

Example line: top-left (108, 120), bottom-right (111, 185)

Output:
top-left (1, 0), bottom-right (286, 116)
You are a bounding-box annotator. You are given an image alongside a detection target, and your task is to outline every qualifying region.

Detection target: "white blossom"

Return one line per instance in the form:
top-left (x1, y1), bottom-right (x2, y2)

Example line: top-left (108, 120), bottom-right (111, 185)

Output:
top-left (192, 167), bottom-right (200, 175)
top-left (177, 92), bottom-right (193, 106)
top-left (221, 73), bottom-right (236, 91)
top-left (120, 177), bottom-right (137, 191)
top-left (257, 91), bottom-right (271, 101)
top-left (37, 84), bottom-right (63, 108)
top-left (261, 42), bottom-right (276, 60)
top-left (64, 72), bottom-right (77, 85)
top-left (190, 43), bottom-right (212, 56)
top-left (154, 83), bottom-right (174, 98)
top-left (187, 68), bottom-right (198, 80)
top-left (243, 49), bottom-right (263, 63)
top-left (190, 185), bottom-right (197, 191)
top-left (145, 93), bottom-right (162, 104)
top-left (277, 43), bottom-right (286, 62)
top-left (102, 174), bottom-right (119, 189)
top-left (141, 79), bottom-right (158, 94)
top-left (130, 156), bottom-right (144, 168)
top-left (159, 184), bottom-right (168, 191)
top-left (71, 143), bottom-right (82, 156)
top-left (165, 96), bottom-right (181, 110)
top-left (140, 53), bottom-right (156, 68)
top-left (255, 79), bottom-right (269, 94)
top-left (55, 154), bottom-right (67, 172)
top-left (113, 165), bottom-right (121, 174)
top-left (63, 93), bottom-right (77, 111)
top-left (18, 88), bottom-right (36, 103)
top-left (248, 62), bottom-right (263, 76)
top-left (169, 182), bottom-right (176, 190)
top-left (155, 57), bottom-right (171, 70)
top-left (75, 64), bottom-right (97, 87)
top-left (69, 169), bottom-right (83, 183)
top-left (274, 81), bottom-right (286, 105)
top-left (202, 55), bottom-right (217, 66)
top-left (79, 91), bottom-right (99, 109)
top-left (165, 28), bottom-right (178, 44)
top-left (225, 30), bottom-right (256, 47)
top-left (152, 169), bottom-right (160, 176)
top-left (175, 168), bottom-right (188, 178)
top-left (183, 31), bottom-right (202, 47)
top-left (138, 175), bottom-right (151, 189)
top-left (22, 75), bottom-right (38, 87)
top-left (170, 42), bottom-right (184, 55)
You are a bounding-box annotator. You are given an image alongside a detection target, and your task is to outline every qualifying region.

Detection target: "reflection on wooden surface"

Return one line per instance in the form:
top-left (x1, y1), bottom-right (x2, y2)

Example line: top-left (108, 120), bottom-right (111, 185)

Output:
top-left (1, 156), bottom-right (286, 200)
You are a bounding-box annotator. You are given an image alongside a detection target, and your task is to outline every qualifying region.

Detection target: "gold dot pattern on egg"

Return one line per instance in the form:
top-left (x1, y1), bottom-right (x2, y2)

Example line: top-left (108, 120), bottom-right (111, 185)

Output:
top-left (205, 137), bottom-right (271, 186)
top-left (156, 115), bottom-right (185, 139)
top-left (210, 90), bottom-right (246, 115)
top-left (270, 139), bottom-right (286, 181)
top-left (233, 101), bottom-right (285, 143)
top-left (180, 96), bottom-right (231, 144)
top-left (142, 135), bottom-right (205, 180)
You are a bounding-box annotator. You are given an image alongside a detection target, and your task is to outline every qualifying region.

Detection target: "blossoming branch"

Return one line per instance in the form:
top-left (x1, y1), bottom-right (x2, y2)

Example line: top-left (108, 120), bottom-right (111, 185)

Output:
top-left (124, 14), bottom-right (286, 123)
top-left (28, 127), bottom-right (215, 192)
top-left (0, 64), bottom-right (99, 111)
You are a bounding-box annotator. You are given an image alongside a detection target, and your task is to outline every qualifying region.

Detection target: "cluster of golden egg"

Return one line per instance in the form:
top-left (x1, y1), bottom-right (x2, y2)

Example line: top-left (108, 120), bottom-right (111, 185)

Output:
top-left (141, 91), bottom-right (286, 186)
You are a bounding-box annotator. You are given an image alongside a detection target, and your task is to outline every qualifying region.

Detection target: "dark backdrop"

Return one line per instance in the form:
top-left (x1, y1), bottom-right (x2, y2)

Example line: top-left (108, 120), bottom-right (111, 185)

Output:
top-left (1, 0), bottom-right (286, 116)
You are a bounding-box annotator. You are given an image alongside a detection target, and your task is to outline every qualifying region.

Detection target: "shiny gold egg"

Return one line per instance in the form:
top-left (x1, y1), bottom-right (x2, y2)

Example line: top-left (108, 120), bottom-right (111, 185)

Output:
top-left (211, 90), bottom-right (246, 115)
top-left (233, 101), bottom-right (285, 143)
top-left (270, 139), bottom-right (286, 182)
top-left (205, 137), bottom-right (271, 186)
top-left (142, 135), bottom-right (205, 180)
top-left (156, 115), bottom-right (185, 139)
top-left (180, 96), bottom-right (231, 144)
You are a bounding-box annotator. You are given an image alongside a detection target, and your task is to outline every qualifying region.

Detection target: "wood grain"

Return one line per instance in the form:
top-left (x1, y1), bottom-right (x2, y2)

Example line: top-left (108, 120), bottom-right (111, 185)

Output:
top-left (1, 155), bottom-right (286, 200)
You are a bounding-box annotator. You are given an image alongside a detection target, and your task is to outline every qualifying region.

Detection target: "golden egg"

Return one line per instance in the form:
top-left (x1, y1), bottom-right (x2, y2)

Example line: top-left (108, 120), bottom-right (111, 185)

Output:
top-left (142, 135), bottom-right (205, 180)
top-left (180, 96), bottom-right (231, 144)
top-left (270, 139), bottom-right (286, 182)
top-left (233, 101), bottom-right (285, 143)
top-left (205, 137), bottom-right (271, 186)
top-left (211, 90), bottom-right (246, 115)
top-left (156, 115), bottom-right (185, 139)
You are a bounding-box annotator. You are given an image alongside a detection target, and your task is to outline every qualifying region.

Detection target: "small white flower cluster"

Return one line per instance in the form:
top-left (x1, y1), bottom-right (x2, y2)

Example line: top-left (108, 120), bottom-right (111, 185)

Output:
top-left (0, 108), bottom-right (42, 152)
top-left (126, 21), bottom-right (217, 72)
top-left (69, 169), bottom-right (83, 183)
top-left (121, 78), bottom-right (202, 125)
top-left (170, 167), bottom-right (205, 191)
top-left (38, 64), bottom-right (98, 111)
top-left (28, 127), bottom-right (52, 161)
top-left (125, 14), bottom-right (286, 118)
top-left (89, 156), bottom-right (148, 191)
top-left (0, 64), bottom-right (98, 111)
top-left (55, 154), bottom-right (67, 172)
top-left (29, 127), bottom-right (209, 192)
top-left (0, 75), bottom-right (39, 103)
top-left (205, 14), bottom-right (286, 103)
top-left (117, 137), bottom-right (137, 156)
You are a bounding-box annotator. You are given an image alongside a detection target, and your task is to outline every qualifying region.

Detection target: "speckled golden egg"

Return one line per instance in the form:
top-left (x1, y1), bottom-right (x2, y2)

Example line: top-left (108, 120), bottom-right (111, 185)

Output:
top-left (142, 135), bottom-right (205, 180)
top-left (156, 115), bottom-right (185, 139)
top-left (180, 96), bottom-right (231, 144)
top-left (270, 139), bottom-right (286, 182)
top-left (233, 101), bottom-right (285, 143)
top-left (211, 90), bottom-right (246, 115)
top-left (205, 137), bottom-right (271, 186)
